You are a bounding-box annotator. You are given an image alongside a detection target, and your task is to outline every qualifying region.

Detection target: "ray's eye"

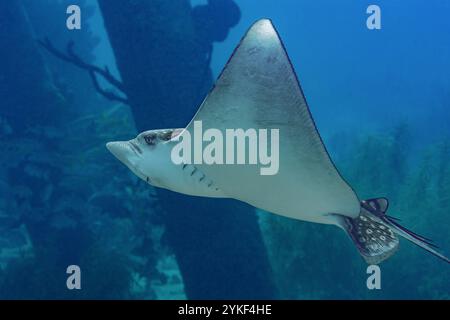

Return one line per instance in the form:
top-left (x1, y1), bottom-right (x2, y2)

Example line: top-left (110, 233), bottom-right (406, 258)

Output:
top-left (144, 134), bottom-right (156, 145)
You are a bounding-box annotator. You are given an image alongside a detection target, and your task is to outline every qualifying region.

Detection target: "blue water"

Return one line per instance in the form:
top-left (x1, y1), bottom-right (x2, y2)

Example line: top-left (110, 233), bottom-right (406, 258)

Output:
top-left (0, 0), bottom-right (449, 299)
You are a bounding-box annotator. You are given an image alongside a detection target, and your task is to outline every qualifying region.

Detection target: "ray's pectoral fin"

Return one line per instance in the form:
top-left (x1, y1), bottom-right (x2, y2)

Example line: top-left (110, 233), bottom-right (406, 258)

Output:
top-left (182, 18), bottom-right (361, 219)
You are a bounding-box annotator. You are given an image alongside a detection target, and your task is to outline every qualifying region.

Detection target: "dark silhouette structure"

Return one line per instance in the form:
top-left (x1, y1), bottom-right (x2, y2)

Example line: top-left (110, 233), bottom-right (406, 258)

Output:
top-left (97, 0), bottom-right (276, 298)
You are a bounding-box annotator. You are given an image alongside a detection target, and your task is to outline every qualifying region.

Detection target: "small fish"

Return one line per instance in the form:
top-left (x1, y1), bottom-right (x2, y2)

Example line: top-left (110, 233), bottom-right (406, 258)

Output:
top-left (107, 19), bottom-right (449, 265)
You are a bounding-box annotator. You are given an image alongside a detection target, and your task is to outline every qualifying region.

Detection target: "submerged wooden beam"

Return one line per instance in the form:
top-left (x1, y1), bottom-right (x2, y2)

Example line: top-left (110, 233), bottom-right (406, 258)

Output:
top-left (98, 0), bottom-right (276, 298)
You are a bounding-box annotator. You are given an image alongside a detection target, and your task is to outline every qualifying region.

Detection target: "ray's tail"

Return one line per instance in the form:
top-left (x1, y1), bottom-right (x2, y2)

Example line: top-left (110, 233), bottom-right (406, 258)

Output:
top-left (342, 197), bottom-right (450, 264)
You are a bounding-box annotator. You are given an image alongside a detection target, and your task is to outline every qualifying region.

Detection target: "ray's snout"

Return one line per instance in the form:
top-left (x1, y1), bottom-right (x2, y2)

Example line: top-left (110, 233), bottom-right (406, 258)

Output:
top-left (106, 141), bottom-right (137, 165)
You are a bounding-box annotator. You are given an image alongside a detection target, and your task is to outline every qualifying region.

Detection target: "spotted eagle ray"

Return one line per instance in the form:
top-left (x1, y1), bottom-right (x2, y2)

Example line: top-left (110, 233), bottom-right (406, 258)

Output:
top-left (107, 19), bottom-right (449, 265)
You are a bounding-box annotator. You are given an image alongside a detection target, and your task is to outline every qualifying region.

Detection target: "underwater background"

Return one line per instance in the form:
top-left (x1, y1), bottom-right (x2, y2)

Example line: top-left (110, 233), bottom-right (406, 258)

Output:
top-left (0, 0), bottom-right (449, 299)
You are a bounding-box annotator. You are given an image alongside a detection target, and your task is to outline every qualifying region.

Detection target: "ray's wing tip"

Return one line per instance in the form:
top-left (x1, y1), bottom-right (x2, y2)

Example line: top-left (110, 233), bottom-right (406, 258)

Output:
top-left (253, 18), bottom-right (274, 27)
top-left (249, 18), bottom-right (278, 37)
